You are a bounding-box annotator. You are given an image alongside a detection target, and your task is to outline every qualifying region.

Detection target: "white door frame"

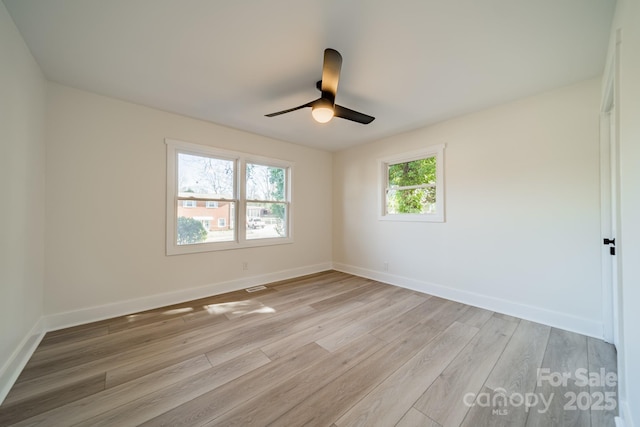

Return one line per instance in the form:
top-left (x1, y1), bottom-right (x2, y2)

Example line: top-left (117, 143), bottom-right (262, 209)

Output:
top-left (599, 30), bottom-right (621, 346)
top-left (599, 109), bottom-right (614, 344)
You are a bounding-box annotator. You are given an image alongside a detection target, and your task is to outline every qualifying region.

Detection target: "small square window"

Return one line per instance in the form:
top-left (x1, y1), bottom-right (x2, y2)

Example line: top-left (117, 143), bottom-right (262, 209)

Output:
top-left (379, 144), bottom-right (445, 222)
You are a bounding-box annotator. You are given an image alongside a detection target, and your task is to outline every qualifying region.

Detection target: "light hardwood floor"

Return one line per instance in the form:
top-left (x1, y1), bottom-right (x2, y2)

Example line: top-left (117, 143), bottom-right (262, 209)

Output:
top-left (0, 271), bottom-right (617, 426)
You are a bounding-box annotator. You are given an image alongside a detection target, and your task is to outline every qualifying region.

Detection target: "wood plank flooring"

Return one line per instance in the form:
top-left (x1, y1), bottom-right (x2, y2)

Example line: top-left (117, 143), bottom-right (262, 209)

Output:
top-left (0, 271), bottom-right (618, 426)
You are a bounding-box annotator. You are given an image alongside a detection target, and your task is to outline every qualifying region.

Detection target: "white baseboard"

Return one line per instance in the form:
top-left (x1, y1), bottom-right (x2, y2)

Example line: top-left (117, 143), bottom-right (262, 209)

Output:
top-left (332, 263), bottom-right (603, 339)
top-left (0, 317), bottom-right (46, 405)
top-left (45, 262), bottom-right (333, 332)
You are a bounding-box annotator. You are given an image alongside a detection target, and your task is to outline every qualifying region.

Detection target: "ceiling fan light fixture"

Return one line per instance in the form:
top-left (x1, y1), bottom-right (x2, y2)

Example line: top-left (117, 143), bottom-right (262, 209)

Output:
top-left (265, 49), bottom-right (374, 125)
top-left (311, 104), bottom-right (334, 123)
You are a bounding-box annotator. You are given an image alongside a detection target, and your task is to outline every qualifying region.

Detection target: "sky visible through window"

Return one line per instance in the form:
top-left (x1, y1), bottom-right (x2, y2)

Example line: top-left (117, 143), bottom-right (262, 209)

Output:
top-left (178, 153), bottom-right (234, 197)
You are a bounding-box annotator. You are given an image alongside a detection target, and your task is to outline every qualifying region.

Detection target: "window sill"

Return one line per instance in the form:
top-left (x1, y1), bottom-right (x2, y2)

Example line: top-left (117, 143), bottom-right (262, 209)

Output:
top-left (166, 236), bottom-right (294, 256)
top-left (379, 213), bottom-right (444, 223)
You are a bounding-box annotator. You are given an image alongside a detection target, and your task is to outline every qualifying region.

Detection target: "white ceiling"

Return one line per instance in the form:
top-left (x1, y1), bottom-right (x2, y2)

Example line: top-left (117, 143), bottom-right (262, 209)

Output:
top-left (4, 0), bottom-right (615, 151)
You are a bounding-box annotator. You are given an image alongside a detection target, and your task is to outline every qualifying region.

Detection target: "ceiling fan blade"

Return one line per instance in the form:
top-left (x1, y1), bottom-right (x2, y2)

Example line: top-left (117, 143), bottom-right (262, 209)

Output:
top-left (320, 49), bottom-right (342, 103)
top-left (265, 101), bottom-right (314, 117)
top-left (334, 104), bottom-right (375, 124)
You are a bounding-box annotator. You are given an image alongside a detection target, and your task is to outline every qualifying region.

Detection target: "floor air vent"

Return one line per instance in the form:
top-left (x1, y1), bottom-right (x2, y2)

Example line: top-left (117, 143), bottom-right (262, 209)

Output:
top-left (245, 285), bottom-right (267, 293)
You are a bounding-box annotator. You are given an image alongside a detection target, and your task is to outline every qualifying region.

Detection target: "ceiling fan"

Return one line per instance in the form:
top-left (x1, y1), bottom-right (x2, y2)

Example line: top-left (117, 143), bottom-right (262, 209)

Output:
top-left (265, 48), bottom-right (375, 125)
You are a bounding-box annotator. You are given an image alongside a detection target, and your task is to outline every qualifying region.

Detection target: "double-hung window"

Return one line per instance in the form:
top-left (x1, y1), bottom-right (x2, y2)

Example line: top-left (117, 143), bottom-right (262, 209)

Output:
top-left (166, 139), bottom-right (292, 255)
top-left (379, 144), bottom-right (445, 222)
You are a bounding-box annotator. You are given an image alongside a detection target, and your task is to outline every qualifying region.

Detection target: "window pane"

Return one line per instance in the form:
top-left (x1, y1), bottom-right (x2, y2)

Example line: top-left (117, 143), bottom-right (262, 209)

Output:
top-left (246, 164), bottom-right (286, 201)
top-left (386, 187), bottom-right (436, 214)
top-left (246, 202), bottom-right (287, 240)
top-left (388, 156), bottom-right (436, 187)
top-left (176, 200), bottom-right (235, 244)
top-left (178, 153), bottom-right (234, 199)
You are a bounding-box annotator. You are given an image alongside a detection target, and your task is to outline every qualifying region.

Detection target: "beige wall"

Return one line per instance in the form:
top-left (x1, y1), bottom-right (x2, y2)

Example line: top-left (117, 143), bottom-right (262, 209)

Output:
top-left (0, 2), bottom-right (46, 397)
top-left (333, 79), bottom-right (602, 336)
top-left (45, 83), bottom-right (333, 317)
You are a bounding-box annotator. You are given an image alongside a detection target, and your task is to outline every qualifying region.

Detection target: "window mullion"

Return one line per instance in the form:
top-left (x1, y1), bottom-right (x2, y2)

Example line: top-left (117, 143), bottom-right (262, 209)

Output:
top-left (387, 184), bottom-right (434, 191)
top-left (246, 199), bottom-right (286, 204)
top-left (177, 196), bottom-right (237, 202)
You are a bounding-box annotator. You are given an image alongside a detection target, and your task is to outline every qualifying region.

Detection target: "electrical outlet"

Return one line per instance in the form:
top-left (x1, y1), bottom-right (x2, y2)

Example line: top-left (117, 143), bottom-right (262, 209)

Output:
top-left (242, 261), bottom-right (249, 271)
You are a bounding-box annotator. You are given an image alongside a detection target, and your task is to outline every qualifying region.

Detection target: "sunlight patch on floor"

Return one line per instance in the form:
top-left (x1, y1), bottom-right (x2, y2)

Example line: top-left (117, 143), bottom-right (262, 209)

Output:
top-left (204, 300), bottom-right (276, 317)
top-left (162, 307), bottom-right (194, 315)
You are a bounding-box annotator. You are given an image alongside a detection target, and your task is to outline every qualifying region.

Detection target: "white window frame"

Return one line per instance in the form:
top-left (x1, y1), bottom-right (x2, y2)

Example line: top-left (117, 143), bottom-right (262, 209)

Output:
top-left (379, 144), bottom-right (445, 222)
top-left (183, 200), bottom-right (197, 208)
top-left (166, 138), bottom-right (293, 255)
top-left (205, 201), bottom-right (219, 208)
